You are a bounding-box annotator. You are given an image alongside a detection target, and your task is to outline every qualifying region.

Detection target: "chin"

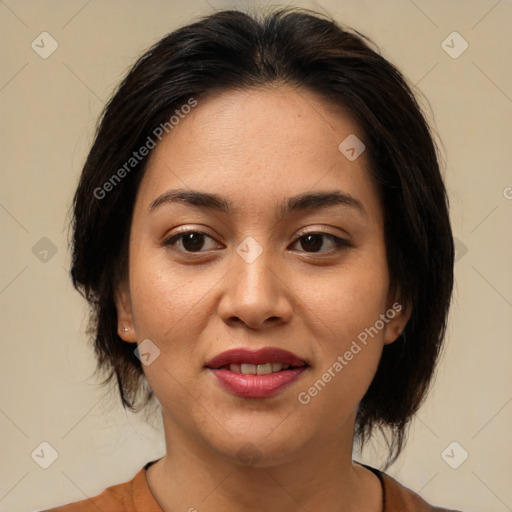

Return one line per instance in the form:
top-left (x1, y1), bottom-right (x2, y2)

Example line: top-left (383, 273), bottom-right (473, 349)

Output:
top-left (195, 415), bottom-right (312, 469)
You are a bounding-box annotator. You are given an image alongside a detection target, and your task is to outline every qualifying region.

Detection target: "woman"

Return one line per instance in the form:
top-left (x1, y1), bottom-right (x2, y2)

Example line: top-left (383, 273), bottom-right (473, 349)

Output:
top-left (43, 7), bottom-right (459, 511)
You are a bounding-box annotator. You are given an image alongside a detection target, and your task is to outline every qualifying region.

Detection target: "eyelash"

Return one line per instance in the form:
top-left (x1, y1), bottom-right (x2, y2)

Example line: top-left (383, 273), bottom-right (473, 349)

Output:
top-left (163, 230), bottom-right (352, 255)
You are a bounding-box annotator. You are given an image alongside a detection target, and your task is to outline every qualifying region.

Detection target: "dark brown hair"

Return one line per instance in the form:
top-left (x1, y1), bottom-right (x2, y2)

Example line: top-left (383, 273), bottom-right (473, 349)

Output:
top-left (70, 7), bottom-right (454, 467)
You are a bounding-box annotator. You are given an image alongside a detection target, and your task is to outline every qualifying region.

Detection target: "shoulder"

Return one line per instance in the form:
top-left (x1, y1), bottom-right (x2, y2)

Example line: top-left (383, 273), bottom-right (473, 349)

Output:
top-left (38, 466), bottom-right (146, 512)
top-left (378, 469), bottom-right (463, 512)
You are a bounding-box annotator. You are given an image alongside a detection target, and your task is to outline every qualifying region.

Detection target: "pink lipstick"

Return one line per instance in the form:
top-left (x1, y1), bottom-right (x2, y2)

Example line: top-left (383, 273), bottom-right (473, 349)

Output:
top-left (205, 347), bottom-right (308, 398)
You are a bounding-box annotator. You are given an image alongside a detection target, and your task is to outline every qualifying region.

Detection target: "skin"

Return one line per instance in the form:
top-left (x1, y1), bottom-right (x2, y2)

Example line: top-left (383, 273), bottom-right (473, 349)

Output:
top-left (116, 84), bottom-right (410, 512)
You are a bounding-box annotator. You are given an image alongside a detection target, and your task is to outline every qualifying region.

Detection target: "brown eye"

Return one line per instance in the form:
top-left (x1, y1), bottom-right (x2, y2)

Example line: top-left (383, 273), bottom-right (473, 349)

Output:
top-left (292, 233), bottom-right (351, 253)
top-left (300, 234), bottom-right (324, 252)
top-left (164, 231), bottom-right (219, 252)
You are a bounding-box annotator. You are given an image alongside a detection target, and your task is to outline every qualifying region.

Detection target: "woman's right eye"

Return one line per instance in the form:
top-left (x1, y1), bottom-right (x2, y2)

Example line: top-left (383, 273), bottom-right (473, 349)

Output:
top-left (164, 231), bottom-right (221, 253)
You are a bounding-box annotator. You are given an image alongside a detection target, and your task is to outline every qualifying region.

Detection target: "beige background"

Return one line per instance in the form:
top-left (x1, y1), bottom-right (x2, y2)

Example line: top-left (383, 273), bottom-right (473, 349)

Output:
top-left (1, 0), bottom-right (511, 511)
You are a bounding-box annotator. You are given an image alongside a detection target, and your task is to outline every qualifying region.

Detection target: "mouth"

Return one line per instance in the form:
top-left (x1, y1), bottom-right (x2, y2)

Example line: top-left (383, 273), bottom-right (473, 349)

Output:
top-left (205, 347), bottom-right (309, 398)
top-left (205, 347), bottom-right (308, 369)
top-left (213, 362), bottom-right (304, 374)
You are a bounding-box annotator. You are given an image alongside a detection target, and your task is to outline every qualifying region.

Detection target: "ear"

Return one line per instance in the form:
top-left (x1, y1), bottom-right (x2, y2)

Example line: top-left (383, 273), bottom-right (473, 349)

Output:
top-left (382, 299), bottom-right (412, 345)
top-left (114, 280), bottom-right (137, 343)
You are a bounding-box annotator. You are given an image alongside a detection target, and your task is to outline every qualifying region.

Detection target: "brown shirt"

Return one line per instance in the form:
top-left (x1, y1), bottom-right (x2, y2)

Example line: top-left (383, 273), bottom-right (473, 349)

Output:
top-left (42, 460), bottom-right (462, 512)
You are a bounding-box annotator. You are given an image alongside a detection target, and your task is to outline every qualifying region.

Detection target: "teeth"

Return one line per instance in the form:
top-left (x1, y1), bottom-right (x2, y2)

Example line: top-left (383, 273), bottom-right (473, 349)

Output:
top-left (228, 363), bottom-right (292, 374)
top-left (229, 363), bottom-right (241, 374)
top-left (240, 363), bottom-right (257, 375)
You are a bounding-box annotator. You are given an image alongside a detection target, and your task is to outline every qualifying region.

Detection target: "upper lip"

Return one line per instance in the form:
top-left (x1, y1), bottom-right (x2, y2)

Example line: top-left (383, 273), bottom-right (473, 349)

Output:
top-left (205, 347), bottom-right (308, 369)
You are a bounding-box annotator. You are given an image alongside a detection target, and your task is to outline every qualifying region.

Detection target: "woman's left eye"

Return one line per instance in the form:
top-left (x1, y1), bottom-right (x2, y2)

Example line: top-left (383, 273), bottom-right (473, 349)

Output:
top-left (290, 233), bottom-right (350, 253)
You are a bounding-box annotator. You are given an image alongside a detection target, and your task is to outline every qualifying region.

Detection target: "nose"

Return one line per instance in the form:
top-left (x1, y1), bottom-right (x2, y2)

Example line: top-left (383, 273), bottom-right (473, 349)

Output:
top-left (217, 242), bottom-right (294, 330)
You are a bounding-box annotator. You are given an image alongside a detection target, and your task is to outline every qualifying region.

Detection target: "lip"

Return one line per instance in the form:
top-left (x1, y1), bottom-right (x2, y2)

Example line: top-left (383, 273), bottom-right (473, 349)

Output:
top-left (204, 347), bottom-right (307, 369)
top-left (204, 347), bottom-right (309, 399)
top-left (208, 367), bottom-right (307, 398)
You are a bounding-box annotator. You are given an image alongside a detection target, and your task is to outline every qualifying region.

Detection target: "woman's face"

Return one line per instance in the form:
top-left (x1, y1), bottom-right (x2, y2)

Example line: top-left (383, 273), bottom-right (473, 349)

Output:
top-left (116, 85), bottom-right (407, 466)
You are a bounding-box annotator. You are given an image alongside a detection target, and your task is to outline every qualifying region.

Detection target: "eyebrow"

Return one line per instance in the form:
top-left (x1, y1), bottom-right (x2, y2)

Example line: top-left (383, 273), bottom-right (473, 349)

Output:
top-left (148, 188), bottom-right (366, 218)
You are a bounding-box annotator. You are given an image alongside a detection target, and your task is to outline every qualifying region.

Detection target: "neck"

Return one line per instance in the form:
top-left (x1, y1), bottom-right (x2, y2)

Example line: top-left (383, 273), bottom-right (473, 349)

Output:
top-left (146, 411), bottom-right (383, 512)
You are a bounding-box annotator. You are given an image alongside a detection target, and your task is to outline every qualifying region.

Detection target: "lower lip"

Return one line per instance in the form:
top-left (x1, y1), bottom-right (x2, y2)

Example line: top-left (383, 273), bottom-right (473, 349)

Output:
top-left (208, 367), bottom-right (307, 398)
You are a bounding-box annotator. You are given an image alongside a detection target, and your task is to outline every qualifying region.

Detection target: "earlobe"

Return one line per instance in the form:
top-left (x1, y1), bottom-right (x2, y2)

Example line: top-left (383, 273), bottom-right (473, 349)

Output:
top-left (383, 300), bottom-right (412, 345)
top-left (114, 281), bottom-right (137, 343)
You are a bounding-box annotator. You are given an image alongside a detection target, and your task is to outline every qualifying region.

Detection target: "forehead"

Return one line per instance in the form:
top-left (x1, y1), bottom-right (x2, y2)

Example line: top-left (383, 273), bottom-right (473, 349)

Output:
top-left (137, 85), bottom-right (381, 222)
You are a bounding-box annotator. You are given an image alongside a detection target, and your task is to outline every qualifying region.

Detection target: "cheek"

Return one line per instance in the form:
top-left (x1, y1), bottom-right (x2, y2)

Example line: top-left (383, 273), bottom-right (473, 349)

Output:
top-left (127, 257), bottom-right (214, 409)
top-left (298, 258), bottom-right (389, 346)
top-left (296, 286), bottom-right (388, 426)
top-left (294, 255), bottom-right (390, 406)
top-left (129, 242), bottom-right (214, 329)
